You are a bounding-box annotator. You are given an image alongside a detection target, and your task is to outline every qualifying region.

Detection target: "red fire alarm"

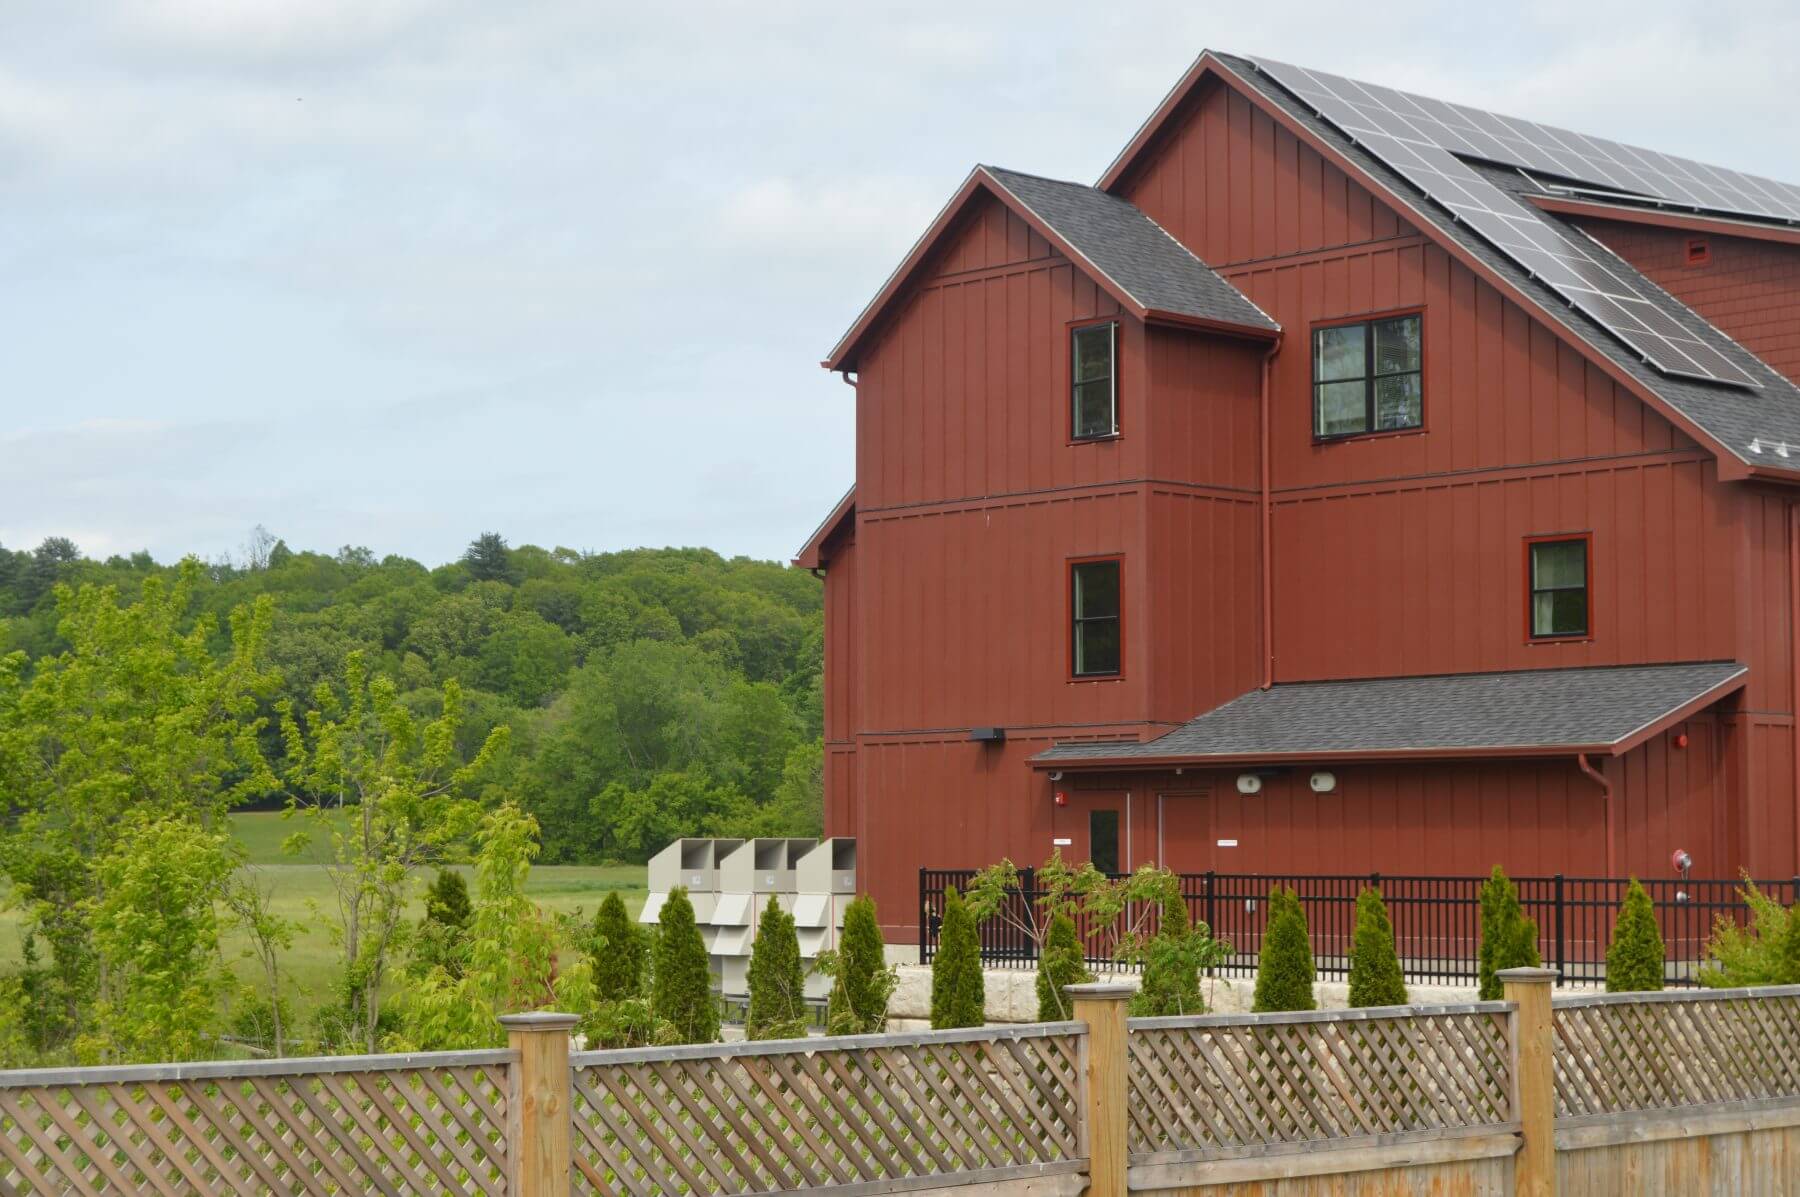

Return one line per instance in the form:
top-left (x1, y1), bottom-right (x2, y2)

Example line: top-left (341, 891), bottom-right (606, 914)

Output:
top-left (1673, 731), bottom-right (1690, 749)
top-left (1054, 791), bottom-right (1068, 807)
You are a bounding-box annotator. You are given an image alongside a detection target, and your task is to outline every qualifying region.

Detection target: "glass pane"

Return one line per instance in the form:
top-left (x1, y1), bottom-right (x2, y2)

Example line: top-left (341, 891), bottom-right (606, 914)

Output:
top-left (1073, 325), bottom-right (1113, 383)
top-left (1089, 810), bottom-right (1120, 876)
top-left (1314, 324), bottom-right (1366, 382)
top-left (1073, 562), bottom-right (1120, 619)
top-left (1374, 315), bottom-right (1422, 374)
top-left (1074, 379), bottom-right (1115, 438)
top-left (1532, 540), bottom-right (1587, 589)
top-left (1076, 618), bottom-right (1120, 675)
top-left (1374, 373), bottom-right (1422, 429)
top-left (1534, 588), bottom-right (1588, 637)
top-left (1315, 380), bottom-right (1367, 436)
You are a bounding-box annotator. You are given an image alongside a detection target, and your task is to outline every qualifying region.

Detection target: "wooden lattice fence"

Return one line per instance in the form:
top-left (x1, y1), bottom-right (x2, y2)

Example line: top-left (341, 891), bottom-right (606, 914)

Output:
top-left (566, 1022), bottom-right (1087, 1196)
top-left (0, 1050), bottom-right (510, 1195)
top-left (1554, 984), bottom-right (1800, 1125)
top-left (1125, 1003), bottom-right (1517, 1166)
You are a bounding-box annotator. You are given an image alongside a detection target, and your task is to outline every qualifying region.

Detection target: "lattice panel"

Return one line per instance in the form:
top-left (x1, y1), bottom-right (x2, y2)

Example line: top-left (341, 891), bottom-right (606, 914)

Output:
top-left (1126, 1008), bottom-right (1514, 1161)
top-left (0, 1060), bottom-right (508, 1195)
top-left (569, 1029), bottom-right (1085, 1196)
top-left (1555, 988), bottom-right (1800, 1119)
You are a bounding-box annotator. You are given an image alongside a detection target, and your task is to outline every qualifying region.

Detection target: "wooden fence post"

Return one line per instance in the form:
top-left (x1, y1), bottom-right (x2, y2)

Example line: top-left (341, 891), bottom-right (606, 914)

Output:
top-left (1500, 967), bottom-right (1558, 1197)
top-left (500, 1011), bottom-right (579, 1197)
top-left (1068, 981), bottom-right (1133, 1197)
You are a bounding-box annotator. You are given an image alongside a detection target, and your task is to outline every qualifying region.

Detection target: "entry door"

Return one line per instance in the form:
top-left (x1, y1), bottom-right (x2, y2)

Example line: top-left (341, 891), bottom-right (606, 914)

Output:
top-left (1157, 791), bottom-right (1212, 873)
top-left (1053, 790), bottom-right (1132, 874)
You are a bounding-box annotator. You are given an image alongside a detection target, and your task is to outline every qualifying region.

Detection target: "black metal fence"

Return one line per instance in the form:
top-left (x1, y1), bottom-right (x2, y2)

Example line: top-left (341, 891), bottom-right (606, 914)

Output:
top-left (919, 867), bottom-right (1800, 987)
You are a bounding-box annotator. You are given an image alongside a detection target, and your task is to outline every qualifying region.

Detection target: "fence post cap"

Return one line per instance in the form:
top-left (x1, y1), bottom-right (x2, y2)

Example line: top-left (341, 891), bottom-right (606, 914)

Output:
top-left (1496, 967), bottom-right (1559, 983)
top-left (497, 1011), bottom-right (582, 1031)
top-left (1064, 982), bottom-right (1135, 1000)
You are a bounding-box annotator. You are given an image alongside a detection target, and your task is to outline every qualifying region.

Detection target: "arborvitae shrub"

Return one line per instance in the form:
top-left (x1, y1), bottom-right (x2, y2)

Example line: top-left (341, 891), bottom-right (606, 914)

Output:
top-left (930, 888), bottom-right (985, 1029)
top-left (425, 870), bottom-right (472, 928)
top-left (1252, 887), bottom-right (1316, 1013)
top-left (1477, 866), bottom-right (1542, 1000)
top-left (592, 891), bottom-right (645, 1001)
top-left (1605, 878), bottom-right (1664, 993)
top-left (1036, 913), bottom-right (1093, 1022)
top-left (652, 888), bottom-right (718, 1044)
top-left (746, 895), bottom-right (807, 1039)
top-left (1131, 889), bottom-right (1205, 1017)
top-left (411, 868), bottom-right (474, 979)
top-left (826, 895), bottom-right (894, 1034)
top-left (1347, 887), bottom-right (1408, 1007)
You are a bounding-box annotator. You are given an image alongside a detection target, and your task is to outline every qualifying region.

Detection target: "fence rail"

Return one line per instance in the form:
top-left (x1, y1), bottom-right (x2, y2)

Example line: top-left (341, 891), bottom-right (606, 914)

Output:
top-left (920, 867), bottom-right (1797, 986)
top-left (567, 1022), bottom-right (1088, 1196)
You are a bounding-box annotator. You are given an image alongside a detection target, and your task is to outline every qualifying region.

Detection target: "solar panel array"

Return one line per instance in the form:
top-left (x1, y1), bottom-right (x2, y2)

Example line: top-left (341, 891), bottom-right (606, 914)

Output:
top-left (1248, 57), bottom-right (1767, 390)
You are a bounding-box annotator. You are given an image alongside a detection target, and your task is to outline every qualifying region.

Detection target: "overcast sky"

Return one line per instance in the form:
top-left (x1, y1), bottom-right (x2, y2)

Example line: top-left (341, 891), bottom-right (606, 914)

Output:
top-left (3, 1), bottom-right (1796, 567)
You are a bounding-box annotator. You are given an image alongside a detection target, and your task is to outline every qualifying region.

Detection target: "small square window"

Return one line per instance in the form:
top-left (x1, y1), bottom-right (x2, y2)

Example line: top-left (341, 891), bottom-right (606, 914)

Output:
top-left (1070, 558), bottom-right (1122, 677)
top-left (1528, 536), bottom-right (1591, 640)
top-left (1312, 314), bottom-right (1423, 439)
top-left (1685, 237), bottom-right (1711, 266)
top-left (1071, 323), bottom-right (1117, 440)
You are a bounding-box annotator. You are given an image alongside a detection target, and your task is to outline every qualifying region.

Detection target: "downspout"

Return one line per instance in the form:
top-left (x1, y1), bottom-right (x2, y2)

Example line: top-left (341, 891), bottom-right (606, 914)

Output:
top-left (1577, 752), bottom-right (1616, 877)
top-left (1260, 335), bottom-right (1284, 690)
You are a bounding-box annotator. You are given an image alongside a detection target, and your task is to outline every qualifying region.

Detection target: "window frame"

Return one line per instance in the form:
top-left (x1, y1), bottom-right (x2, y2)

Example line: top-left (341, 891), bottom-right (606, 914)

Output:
top-left (1524, 532), bottom-right (1594, 643)
top-left (1310, 309), bottom-right (1426, 442)
top-left (1067, 554), bottom-right (1125, 681)
top-left (1068, 318), bottom-right (1121, 443)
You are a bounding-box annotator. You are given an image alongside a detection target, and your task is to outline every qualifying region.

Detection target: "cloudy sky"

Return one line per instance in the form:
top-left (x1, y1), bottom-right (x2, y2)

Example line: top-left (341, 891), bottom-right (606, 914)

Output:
top-left (3, 1), bottom-right (1796, 567)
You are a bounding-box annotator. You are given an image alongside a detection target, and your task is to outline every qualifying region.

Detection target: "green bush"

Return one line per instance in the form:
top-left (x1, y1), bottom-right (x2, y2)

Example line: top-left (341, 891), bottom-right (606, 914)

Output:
top-left (1700, 877), bottom-right (1800, 987)
top-left (747, 896), bottom-right (808, 1040)
top-left (1131, 890), bottom-right (1207, 1017)
top-left (1036, 913), bottom-right (1093, 1022)
top-left (592, 891), bottom-right (646, 1001)
top-left (651, 888), bottom-right (718, 1044)
top-left (930, 888), bottom-right (985, 1029)
top-left (1605, 878), bottom-right (1665, 992)
top-left (1477, 866), bottom-right (1542, 1000)
top-left (1252, 887), bottom-right (1315, 1012)
top-left (1347, 887), bottom-right (1407, 1007)
top-left (825, 895), bottom-right (895, 1034)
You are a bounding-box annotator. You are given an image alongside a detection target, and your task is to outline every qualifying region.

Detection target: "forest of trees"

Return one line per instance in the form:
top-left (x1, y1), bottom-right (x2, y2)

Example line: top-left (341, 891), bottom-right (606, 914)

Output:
top-left (0, 529), bottom-right (824, 863)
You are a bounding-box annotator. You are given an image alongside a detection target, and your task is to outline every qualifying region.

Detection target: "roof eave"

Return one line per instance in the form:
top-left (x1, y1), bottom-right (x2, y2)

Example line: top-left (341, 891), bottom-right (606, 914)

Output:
top-left (793, 487), bottom-right (856, 570)
top-left (1144, 307), bottom-right (1280, 342)
top-left (1525, 194), bottom-right (1800, 249)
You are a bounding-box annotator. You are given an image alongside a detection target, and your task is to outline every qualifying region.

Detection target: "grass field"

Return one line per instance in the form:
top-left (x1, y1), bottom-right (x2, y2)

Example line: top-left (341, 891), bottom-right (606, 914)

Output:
top-left (0, 811), bottom-right (648, 1041)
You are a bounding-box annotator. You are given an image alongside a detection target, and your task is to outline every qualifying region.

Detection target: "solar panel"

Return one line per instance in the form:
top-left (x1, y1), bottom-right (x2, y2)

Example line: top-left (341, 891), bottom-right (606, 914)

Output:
top-left (1250, 57), bottom-right (1767, 390)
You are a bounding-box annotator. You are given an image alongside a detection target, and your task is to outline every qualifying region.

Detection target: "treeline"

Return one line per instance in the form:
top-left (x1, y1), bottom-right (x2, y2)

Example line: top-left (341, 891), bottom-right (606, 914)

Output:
top-left (0, 530), bottom-right (824, 861)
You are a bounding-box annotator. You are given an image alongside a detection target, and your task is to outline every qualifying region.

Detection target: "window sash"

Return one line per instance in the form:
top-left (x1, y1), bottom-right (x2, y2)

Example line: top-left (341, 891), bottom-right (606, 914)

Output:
top-left (1071, 324), bottom-right (1117, 439)
top-left (1529, 539), bottom-right (1589, 638)
top-left (1071, 560), bottom-right (1122, 676)
top-left (1312, 315), bottom-right (1422, 438)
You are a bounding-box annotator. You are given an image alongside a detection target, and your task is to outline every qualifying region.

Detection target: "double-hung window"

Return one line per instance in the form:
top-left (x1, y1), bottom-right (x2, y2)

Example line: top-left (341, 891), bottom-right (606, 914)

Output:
top-left (1313, 313), bottom-right (1423, 438)
top-left (1071, 322), bottom-right (1118, 440)
top-left (1527, 535), bottom-right (1591, 640)
top-left (1070, 558), bottom-right (1122, 677)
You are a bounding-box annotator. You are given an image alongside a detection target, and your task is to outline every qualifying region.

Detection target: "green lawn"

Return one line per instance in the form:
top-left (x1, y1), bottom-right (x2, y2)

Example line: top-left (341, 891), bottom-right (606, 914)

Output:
top-left (0, 811), bottom-right (647, 1044)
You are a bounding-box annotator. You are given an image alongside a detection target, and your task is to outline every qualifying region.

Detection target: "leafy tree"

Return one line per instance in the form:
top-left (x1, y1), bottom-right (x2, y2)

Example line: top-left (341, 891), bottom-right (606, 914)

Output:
top-left (1605, 878), bottom-right (1665, 992)
top-left (1036, 913), bottom-right (1094, 1022)
top-left (476, 613), bottom-right (573, 707)
top-left (746, 896), bottom-right (808, 1039)
top-left (930, 888), bottom-right (985, 1029)
top-left (1348, 888), bottom-right (1408, 1007)
top-left (1253, 887), bottom-right (1316, 1013)
top-left (222, 866), bottom-right (299, 1056)
top-left (1477, 866), bottom-right (1542, 1000)
top-left (592, 891), bottom-right (646, 1000)
top-left (462, 532), bottom-right (519, 584)
top-left (652, 888), bottom-right (718, 1044)
top-left (824, 895), bottom-right (894, 1034)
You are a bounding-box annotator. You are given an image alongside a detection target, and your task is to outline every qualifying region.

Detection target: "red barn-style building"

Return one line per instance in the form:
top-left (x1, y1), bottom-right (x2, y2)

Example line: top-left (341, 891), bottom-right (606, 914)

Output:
top-left (798, 52), bottom-right (1800, 942)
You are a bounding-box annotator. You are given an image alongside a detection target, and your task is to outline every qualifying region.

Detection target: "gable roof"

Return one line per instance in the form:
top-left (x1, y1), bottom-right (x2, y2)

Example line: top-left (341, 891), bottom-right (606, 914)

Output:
top-left (1099, 52), bottom-right (1800, 481)
top-left (822, 165), bottom-right (1275, 372)
top-left (1034, 662), bottom-right (1747, 769)
top-left (794, 486), bottom-right (855, 570)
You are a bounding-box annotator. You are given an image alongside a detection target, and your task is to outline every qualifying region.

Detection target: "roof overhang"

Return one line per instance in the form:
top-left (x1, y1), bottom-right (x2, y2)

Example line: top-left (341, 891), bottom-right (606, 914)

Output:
top-left (1525, 194), bottom-right (1800, 249)
top-left (822, 165), bottom-right (1277, 374)
top-left (793, 486), bottom-right (855, 570)
top-left (1032, 663), bottom-right (1748, 773)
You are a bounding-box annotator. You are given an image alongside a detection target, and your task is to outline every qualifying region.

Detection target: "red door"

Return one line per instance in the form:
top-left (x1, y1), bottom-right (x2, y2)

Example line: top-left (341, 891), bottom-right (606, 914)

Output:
top-left (1156, 791), bottom-right (1212, 873)
top-left (1052, 789), bottom-right (1134, 874)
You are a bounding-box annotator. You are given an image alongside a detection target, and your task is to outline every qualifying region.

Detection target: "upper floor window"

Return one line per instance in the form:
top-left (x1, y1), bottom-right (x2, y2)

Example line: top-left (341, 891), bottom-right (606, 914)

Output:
top-left (1070, 557), bottom-right (1122, 677)
top-left (1313, 313), bottom-right (1422, 439)
top-left (1527, 535), bottom-right (1591, 640)
top-left (1071, 322), bottom-right (1118, 440)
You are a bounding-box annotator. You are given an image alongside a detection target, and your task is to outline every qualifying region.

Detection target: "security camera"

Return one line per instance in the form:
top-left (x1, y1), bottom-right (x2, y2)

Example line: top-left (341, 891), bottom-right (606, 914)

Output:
top-left (1048, 771), bottom-right (1064, 782)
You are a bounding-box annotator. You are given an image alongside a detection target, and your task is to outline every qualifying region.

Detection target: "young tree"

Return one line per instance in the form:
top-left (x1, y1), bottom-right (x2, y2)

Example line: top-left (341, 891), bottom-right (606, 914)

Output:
top-left (1478, 866), bottom-right (1542, 1000)
top-left (222, 866), bottom-right (299, 1056)
top-left (410, 869), bottom-right (475, 980)
top-left (652, 888), bottom-right (719, 1044)
top-left (1700, 877), bottom-right (1800, 987)
top-left (1036, 913), bottom-right (1094, 1022)
top-left (1348, 887), bottom-right (1408, 1007)
top-left (1253, 887), bottom-right (1316, 1013)
top-left (592, 891), bottom-right (646, 1001)
top-left (930, 888), bottom-right (985, 1029)
top-left (1130, 889), bottom-right (1204, 1017)
top-left (280, 652), bottom-right (509, 1051)
top-left (1606, 878), bottom-right (1665, 992)
top-left (824, 895), bottom-right (895, 1034)
top-left (746, 896), bottom-right (808, 1039)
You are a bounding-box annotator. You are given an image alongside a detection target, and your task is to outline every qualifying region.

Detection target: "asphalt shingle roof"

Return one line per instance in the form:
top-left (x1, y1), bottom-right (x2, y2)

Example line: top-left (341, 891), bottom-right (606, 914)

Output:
top-left (1219, 53), bottom-right (1800, 474)
top-left (1034, 662), bottom-right (1747, 764)
top-left (980, 165), bottom-right (1278, 334)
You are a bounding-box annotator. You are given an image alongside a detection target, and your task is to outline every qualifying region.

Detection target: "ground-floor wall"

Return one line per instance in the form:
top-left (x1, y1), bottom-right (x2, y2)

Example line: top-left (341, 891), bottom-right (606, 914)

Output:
top-left (828, 709), bottom-right (1795, 942)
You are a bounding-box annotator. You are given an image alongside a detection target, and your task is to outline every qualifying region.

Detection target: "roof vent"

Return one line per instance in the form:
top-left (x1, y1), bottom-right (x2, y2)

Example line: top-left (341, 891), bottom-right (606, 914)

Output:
top-left (1685, 237), bottom-right (1711, 266)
